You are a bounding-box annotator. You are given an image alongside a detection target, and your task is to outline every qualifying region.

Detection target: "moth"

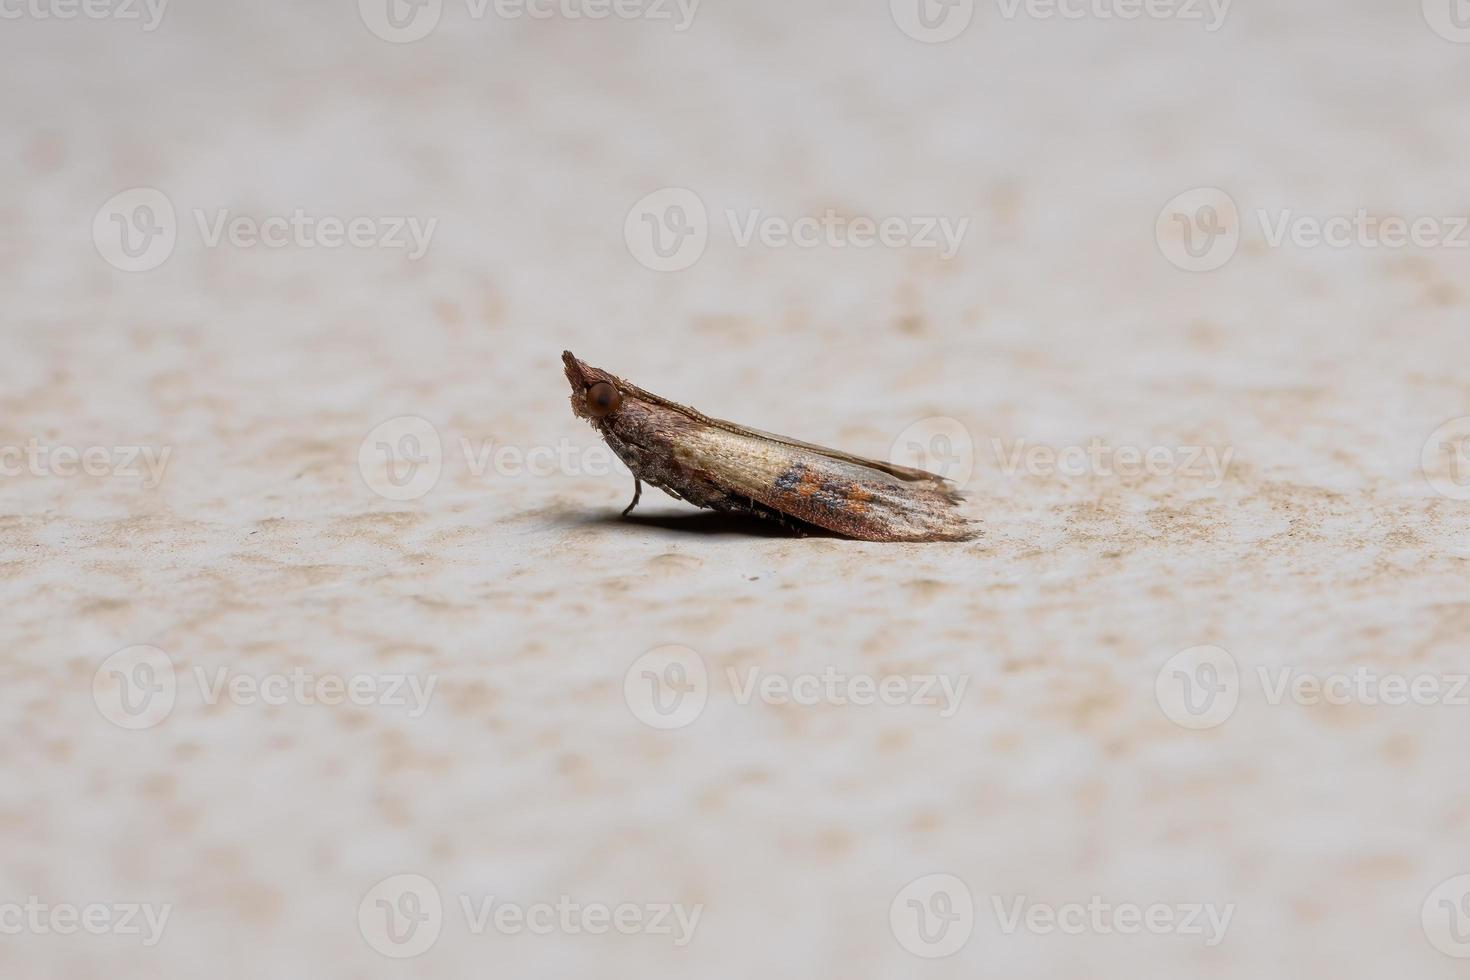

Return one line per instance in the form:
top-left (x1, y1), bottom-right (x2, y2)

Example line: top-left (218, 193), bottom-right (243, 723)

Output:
top-left (562, 351), bottom-right (976, 542)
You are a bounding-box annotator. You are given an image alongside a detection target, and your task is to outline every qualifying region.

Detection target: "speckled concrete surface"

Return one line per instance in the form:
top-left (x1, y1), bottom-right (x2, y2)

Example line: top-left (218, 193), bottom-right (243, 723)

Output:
top-left (5, 0), bottom-right (1470, 977)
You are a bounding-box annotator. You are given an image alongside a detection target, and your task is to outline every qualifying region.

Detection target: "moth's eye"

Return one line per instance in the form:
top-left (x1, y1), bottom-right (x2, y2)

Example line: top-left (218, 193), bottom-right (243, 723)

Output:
top-left (585, 382), bottom-right (622, 418)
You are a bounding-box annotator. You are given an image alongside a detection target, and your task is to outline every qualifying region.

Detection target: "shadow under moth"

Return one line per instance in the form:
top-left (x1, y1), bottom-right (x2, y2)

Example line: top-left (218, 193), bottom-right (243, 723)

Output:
top-left (563, 351), bottom-right (977, 542)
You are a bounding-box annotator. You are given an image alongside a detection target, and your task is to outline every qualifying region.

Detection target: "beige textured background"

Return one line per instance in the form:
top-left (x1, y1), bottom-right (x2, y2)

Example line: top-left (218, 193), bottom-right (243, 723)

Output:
top-left (5, 0), bottom-right (1470, 977)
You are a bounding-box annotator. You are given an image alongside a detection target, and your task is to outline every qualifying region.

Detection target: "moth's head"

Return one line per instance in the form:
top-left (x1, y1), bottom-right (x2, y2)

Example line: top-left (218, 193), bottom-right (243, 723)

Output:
top-left (562, 350), bottom-right (626, 425)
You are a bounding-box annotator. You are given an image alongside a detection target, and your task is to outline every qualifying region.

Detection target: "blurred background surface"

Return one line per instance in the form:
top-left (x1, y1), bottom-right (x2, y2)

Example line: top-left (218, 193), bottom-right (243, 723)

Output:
top-left (4, 0), bottom-right (1470, 977)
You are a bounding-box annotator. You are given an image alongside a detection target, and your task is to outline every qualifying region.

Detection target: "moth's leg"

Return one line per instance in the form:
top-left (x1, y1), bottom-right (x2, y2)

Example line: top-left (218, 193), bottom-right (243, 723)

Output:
top-left (648, 479), bottom-right (685, 502)
top-left (752, 502), bottom-right (809, 537)
top-left (709, 495), bottom-right (809, 537)
top-left (621, 478), bottom-right (643, 517)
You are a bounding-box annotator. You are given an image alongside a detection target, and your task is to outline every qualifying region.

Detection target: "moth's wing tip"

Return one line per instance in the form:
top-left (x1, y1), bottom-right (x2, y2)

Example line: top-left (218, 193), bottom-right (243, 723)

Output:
top-left (894, 515), bottom-right (982, 543)
top-left (903, 471), bottom-right (967, 505)
top-left (939, 502), bottom-right (982, 537)
top-left (886, 461), bottom-right (966, 490)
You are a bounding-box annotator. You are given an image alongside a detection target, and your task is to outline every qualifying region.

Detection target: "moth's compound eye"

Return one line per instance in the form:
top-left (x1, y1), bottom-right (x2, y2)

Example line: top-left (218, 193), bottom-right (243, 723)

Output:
top-left (585, 382), bottom-right (622, 418)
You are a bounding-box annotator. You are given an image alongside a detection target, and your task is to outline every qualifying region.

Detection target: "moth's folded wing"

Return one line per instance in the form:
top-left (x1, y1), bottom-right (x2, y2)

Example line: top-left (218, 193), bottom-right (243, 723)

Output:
top-left (706, 419), bottom-right (963, 496)
top-left (672, 424), bottom-right (976, 542)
